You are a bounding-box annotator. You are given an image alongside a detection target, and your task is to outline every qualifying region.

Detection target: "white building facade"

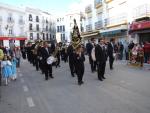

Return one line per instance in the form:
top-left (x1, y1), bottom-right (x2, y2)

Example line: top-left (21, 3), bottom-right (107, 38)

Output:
top-left (81, 0), bottom-right (149, 44)
top-left (56, 12), bottom-right (81, 43)
top-left (0, 3), bottom-right (56, 47)
top-left (25, 7), bottom-right (56, 42)
top-left (0, 3), bottom-right (26, 47)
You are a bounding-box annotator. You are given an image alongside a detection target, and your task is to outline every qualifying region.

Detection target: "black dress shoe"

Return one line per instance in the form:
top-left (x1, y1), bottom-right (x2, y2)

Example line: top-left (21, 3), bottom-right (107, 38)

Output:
top-left (50, 76), bottom-right (54, 78)
top-left (45, 78), bottom-right (48, 80)
top-left (78, 82), bottom-right (82, 85)
top-left (72, 74), bottom-right (75, 77)
top-left (110, 67), bottom-right (114, 70)
top-left (98, 78), bottom-right (103, 81)
top-left (102, 77), bottom-right (106, 79)
top-left (81, 81), bottom-right (84, 84)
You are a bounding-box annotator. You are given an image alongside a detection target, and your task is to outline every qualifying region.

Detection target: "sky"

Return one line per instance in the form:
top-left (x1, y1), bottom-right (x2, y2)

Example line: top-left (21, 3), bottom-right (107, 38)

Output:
top-left (0, 0), bottom-right (82, 15)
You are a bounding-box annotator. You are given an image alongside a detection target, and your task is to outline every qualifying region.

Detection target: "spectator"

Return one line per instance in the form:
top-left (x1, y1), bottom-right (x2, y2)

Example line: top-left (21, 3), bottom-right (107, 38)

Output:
top-left (14, 47), bottom-right (22, 68)
top-left (143, 41), bottom-right (150, 63)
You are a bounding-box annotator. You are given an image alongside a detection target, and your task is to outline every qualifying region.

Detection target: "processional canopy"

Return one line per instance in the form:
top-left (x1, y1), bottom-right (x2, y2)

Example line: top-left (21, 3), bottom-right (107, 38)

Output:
top-left (71, 19), bottom-right (81, 49)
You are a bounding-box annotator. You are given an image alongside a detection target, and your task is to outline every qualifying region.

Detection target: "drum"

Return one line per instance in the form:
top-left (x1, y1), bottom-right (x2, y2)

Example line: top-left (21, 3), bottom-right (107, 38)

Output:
top-left (47, 56), bottom-right (56, 65)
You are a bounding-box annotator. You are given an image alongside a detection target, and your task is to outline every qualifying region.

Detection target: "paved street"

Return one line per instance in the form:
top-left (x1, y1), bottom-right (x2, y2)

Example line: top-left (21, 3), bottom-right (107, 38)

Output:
top-left (0, 58), bottom-right (150, 113)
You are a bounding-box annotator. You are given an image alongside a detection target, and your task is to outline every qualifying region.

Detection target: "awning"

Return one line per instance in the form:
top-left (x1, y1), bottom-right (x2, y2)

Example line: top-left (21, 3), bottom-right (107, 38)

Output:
top-left (129, 29), bottom-right (150, 34)
top-left (130, 21), bottom-right (150, 31)
top-left (101, 29), bottom-right (127, 37)
top-left (81, 32), bottom-right (98, 38)
top-left (0, 36), bottom-right (27, 40)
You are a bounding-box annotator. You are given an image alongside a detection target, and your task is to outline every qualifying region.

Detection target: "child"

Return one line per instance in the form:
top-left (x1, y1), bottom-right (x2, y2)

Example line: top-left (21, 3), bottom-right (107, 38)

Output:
top-left (74, 45), bottom-right (85, 85)
top-left (11, 56), bottom-right (17, 80)
top-left (1, 55), bottom-right (12, 85)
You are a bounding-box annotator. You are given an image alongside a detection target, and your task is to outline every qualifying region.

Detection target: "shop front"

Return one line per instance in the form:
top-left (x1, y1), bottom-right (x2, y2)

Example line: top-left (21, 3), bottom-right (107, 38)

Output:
top-left (0, 36), bottom-right (27, 47)
top-left (129, 21), bottom-right (150, 43)
top-left (100, 27), bottom-right (128, 43)
top-left (81, 31), bottom-right (100, 45)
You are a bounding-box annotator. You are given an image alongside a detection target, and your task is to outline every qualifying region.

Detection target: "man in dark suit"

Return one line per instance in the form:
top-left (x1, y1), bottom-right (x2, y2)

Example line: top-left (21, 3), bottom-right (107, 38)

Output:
top-left (41, 41), bottom-right (54, 80)
top-left (107, 38), bottom-right (115, 70)
top-left (87, 38), bottom-right (96, 73)
top-left (95, 38), bottom-right (107, 81)
top-left (67, 43), bottom-right (75, 77)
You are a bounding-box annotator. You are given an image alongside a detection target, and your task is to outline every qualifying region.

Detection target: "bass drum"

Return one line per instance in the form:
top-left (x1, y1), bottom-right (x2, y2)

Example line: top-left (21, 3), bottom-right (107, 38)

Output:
top-left (47, 56), bottom-right (56, 65)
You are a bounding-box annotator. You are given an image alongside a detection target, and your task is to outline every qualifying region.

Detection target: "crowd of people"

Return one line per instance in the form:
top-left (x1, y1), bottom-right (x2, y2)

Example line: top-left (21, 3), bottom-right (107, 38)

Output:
top-left (0, 46), bottom-right (22, 85)
top-left (0, 38), bottom-right (150, 86)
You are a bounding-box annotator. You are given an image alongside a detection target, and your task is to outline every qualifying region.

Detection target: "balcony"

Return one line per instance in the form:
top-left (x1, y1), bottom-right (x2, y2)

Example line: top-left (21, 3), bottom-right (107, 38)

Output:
top-left (86, 24), bottom-right (92, 32)
top-left (105, 14), bottom-right (127, 28)
top-left (133, 4), bottom-right (150, 20)
top-left (85, 5), bottom-right (92, 13)
top-left (105, 0), bottom-right (113, 3)
top-left (95, 0), bottom-right (102, 9)
top-left (42, 28), bottom-right (49, 32)
top-left (46, 20), bottom-right (49, 24)
top-left (19, 20), bottom-right (25, 25)
top-left (95, 21), bottom-right (103, 30)
top-left (29, 28), bottom-right (37, 32)
top-left (7, 17), bottom-right (15, 24)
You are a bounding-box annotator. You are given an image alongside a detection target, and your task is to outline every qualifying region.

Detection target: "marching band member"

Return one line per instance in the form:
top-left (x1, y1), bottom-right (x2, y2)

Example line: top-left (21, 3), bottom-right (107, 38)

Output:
top-left (74, 45), bottom-right (85, 85)
top-left (41, 41), bottom-right (54, 80)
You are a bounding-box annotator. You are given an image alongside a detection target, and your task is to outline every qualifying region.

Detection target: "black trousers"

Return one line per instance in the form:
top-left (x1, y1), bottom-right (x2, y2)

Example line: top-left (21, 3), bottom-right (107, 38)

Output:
top-left (109, 55), bottom-right (114, 69)
top-left (69, 58), bottom-right (75, 76)
top-left (76, 67), bottom-right (84, 83)
top-left (43, 63), bottom-right (52, 80)
top-left (89, 55), bottom-right (96, 72)
top-left (125, 50), bottom-right (129, 60)
top-left (35, 56), bottom-right (39, 71)
top-left (97, 62), bottom-right (106, 80)
top-left (64, 53), bottom-right (68, 63)
top-left (56, 55), bottom-right (60, 67)
top-left (39, 60), bottom-right (44, 73)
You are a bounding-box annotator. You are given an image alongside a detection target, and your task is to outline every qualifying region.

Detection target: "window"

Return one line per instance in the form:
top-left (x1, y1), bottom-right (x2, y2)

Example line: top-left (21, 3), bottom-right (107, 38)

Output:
top-left (29, 14), bottom-right (32, 21)
top-left (57, 26), bottom-right (59, 32)
top-left (97, 12), bottom-right (102, 20)
top-left (57, 18), bottom-right (59, 22)
top-left (60, 26), bottom-right (62, 32)
top-left (88, 17), bottom-right (92, 24)
top-left (70, 16), bottom-right (72, 19)
top-left (30, 33), bottom-right (33, 39)
top-left (36, 24), bottom-right (39, 31)
top-left (29, 23), bottom-right (33, 30)
top-left (20, 27), bottom-right (24, 35)
top-left (8, 29), bottom-right (13, 35)
top-left (53, 35), bottom-right (55, 39)
top-left (8, 13), bottom-right (13, 22)
top-left (46, 19), bottom-right (48, 23)
top-left (61, 34), bottom-right (63, 41)
top-left (46, 26), bottom-right (48, 31)
top-left (50, 34), bottom-right (51, 40)
top-left (46, 33), bottom-right (49, 40)
top-left (95, 0), bottom-right (102, 4)
top-left (37, 33), bottom-right (39, 39)
top-left (36, 16), bottom-right (39, 22)
top-left (63, 25), bottom-right (65, 31)
top-left (63, 34), bottom-right (65, 41)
